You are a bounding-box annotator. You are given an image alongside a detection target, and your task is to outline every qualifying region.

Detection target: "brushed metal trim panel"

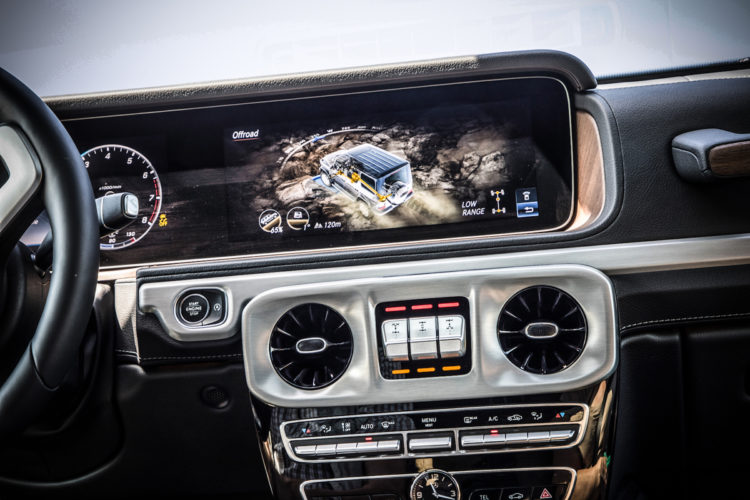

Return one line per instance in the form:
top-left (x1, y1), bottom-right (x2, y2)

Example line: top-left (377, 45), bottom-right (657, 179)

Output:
top-left (239, 265), bottom-right (615, 407)
top-left (0, 125), bottom-right (42, 234)
top-left (138, 233), bottom-right (750, 343)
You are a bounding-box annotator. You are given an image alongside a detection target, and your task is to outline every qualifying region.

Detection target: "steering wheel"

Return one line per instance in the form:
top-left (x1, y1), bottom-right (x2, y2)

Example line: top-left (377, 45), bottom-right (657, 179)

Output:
top-left (0, 68), bottom-right (99, 435)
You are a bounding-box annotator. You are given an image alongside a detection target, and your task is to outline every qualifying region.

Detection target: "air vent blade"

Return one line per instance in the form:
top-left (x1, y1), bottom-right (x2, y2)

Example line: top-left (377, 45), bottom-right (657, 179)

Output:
top-left (497, 286), bottom-right (587, 375)
top-left (269, 303), bottom-right (353, 390)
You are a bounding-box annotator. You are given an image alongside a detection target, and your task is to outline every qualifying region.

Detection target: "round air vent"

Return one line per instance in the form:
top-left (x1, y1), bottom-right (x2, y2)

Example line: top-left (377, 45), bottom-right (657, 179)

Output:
top-left (269, 303), bottom-right (353, 390)
top-left (497, 286), bottom-right (587, 374)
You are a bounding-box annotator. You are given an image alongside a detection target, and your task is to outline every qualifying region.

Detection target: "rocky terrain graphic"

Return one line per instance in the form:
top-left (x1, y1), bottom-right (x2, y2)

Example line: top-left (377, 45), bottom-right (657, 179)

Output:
top-left (227, 119), bottom-right (538, 232)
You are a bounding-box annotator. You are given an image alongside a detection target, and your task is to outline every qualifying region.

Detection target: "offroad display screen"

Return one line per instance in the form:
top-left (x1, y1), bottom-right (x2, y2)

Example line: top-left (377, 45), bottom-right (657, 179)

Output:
top-left (31, 77), bottom-right (574, 268)
top-left (223, 78), bottom-right (573, 246)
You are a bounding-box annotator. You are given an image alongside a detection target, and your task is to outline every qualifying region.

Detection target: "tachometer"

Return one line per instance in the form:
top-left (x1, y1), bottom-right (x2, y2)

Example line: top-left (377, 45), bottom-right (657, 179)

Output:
top-left (82, 145), bottom-right (162, 250)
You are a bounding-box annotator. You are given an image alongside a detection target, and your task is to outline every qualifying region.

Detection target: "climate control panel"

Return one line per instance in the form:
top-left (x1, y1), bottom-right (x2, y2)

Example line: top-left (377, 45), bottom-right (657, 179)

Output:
top-left (281, 403), bottom-right (587, 462)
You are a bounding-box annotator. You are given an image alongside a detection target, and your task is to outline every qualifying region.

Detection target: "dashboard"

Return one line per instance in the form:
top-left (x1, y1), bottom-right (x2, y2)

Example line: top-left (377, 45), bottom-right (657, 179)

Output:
top-left (7, 49), bottom-right (750, 500)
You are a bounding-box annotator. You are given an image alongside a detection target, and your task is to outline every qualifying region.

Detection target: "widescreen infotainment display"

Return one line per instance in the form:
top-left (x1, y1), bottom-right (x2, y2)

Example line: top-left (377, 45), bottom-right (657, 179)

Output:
top-left (29, 77), bottom-right (574, 268)
top-left (223, 78), bottom-right (573, 246)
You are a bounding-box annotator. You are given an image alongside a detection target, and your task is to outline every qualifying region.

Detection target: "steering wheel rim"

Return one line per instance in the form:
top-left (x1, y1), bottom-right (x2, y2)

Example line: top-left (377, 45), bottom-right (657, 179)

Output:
top-left (0, 68), bottom-right (99, 435)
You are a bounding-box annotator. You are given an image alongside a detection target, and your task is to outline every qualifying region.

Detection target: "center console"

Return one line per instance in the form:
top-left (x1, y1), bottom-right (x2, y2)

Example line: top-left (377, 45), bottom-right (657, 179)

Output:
top-left (122, 53), bottom-right (616, 500)
top-left (139, 262), bottom-right (617, 500)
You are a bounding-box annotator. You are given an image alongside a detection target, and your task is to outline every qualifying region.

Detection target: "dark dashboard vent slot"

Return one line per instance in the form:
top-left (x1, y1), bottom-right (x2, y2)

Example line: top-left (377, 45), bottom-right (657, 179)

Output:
top-left (497, 286), bottom-right (587, 375)
top-left (269, 303), bottom-right (353, 390)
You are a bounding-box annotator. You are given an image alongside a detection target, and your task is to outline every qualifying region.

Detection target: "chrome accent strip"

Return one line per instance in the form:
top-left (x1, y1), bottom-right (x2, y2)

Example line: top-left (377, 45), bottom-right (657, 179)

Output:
top-left (122, 231), bottom-right (750, 285)
top-left (299, 467), bottom-right (577, 500)
top-left (0, 125), bottom-right (42, 234)
top-left (280, 403), bottom-right (588, 463)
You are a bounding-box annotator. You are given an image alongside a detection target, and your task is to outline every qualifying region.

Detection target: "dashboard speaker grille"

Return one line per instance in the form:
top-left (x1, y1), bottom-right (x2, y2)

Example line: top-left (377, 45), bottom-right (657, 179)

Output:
top-left (497, 286), bottom-right (587, 374)
top-left (269, 303), bottom-right (353, 390)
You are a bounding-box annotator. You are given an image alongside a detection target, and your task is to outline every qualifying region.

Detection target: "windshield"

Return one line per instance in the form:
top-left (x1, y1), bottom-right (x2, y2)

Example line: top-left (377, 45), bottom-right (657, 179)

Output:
top-left (1, 0), bottom-right (749, 96)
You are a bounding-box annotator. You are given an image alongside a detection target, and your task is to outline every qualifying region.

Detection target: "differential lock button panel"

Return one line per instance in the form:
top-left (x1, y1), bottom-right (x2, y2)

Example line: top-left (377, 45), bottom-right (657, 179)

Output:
top-left (241, 264), bottom-right (617, 407)
top-left (376, 297), bottom-right (471, 379)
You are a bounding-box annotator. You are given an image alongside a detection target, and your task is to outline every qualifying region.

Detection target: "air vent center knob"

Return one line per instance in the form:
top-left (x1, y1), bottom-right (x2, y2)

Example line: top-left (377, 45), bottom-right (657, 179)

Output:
top-left (523, 322), bottom-right (560, 339)
top-left (295, 337), bottom-right (328, 354)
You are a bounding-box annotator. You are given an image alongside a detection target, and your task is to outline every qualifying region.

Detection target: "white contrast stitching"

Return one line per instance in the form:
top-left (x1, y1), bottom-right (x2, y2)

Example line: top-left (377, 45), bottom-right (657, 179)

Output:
top-left (621, 312), bottom-right (750, 331)
top-left (139, 353), bottom-right (244, 361)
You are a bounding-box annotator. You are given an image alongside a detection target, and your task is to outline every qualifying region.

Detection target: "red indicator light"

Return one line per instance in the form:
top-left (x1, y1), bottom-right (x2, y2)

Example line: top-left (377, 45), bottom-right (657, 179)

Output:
top-left (384, 306), bottom-right (406, 312)
top-left (438, 302), bottom-right (460, 309)
top-left (490, 429), bottom-right (499, 435)
top-left (365, 436), bottom-right (373, 441)
top-left (411, 304), bottom-right (433, 311)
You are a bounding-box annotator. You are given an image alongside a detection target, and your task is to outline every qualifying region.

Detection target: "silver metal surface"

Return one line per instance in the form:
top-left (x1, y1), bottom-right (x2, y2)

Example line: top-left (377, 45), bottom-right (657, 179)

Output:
top-left (408, 436), bottom-right (453, 451)
top-left (299, 467), bottom-right (577, 500)
top-left (505, 432), bottom-right (529, 443)
top-left (550, 429), bottom-right (576, 441)
top-left (280, 403), bottom-right (588, 463)
top-left (294, 445), bottom-right (316, 456)
top-left (355, 441), bottom-right (378, 452)
top-left (238, 265), bottom-right (614, 407)
top-left (138, 231), bottom-right (750, 343)
top-left (0, 125), bottom-right (42, 235)
top-left (460, 435), bottom-right (485, 448)
top-left (144, 286), bottom-right (235, 341)
top-left (335, 442), bottom-right (358, 454)
top-left (527, 431), bottom-right (551, 443)
top-left (482, 433), bottom-right (507, 445)
top-left (314, 444), bottom-right (336, 456)
top-left (377, 440), bottom-right (401, 452)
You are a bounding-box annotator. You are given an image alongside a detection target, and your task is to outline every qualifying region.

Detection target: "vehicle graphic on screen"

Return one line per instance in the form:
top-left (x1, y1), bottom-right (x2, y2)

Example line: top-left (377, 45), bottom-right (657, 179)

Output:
top-left (319, 144), bottom-right (413, 215)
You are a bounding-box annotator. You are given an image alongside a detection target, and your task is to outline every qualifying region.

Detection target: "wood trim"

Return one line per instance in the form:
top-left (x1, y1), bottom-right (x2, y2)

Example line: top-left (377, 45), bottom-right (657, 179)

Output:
top-left (568, 111), bottom-right (605, 230)
top-left (709, 140), bottom-right (750, 177)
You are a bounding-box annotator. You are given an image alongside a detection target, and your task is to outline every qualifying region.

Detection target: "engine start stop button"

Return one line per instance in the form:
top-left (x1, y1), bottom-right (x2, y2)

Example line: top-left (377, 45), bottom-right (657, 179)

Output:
top-left (178, 293), bottom-right (209, 324)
